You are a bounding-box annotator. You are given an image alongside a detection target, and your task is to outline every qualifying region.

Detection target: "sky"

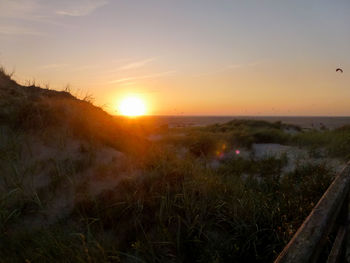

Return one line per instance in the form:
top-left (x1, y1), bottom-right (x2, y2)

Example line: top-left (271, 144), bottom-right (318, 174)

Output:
top-left (1, 0), bottom-right (350, 116)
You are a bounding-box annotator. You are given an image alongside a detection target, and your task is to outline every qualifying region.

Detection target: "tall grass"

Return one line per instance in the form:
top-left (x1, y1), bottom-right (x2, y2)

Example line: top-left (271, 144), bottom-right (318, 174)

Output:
top-left (0, 71), bottom-right (342, 262)
top-left (292, 129), bottom-right (350, 160)
top-left (0, 141), bottom-right (335, 262)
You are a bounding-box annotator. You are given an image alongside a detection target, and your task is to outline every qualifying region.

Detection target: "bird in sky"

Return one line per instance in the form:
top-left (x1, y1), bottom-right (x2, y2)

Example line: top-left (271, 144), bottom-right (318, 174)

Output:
top-left (336, 68), bottom-right (343, 73)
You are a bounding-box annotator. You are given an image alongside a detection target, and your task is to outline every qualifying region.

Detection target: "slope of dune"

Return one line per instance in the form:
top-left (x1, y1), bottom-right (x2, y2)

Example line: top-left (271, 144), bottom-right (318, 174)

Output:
top-left (0, 68), bottom-right (340, 262)
top-left (0, 68), bottom-right (149, 152)
top-left (0, 68), bottom-right (148, 230)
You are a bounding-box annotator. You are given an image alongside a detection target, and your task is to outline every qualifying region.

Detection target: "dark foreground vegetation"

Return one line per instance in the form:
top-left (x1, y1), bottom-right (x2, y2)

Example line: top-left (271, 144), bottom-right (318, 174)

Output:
top-left (0, 68), bottom-right (346, 262)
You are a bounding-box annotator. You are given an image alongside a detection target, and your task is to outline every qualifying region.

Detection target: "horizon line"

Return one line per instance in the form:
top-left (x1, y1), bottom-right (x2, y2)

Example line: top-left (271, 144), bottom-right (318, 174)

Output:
top-left (113, 114), bottom-right (350, 118)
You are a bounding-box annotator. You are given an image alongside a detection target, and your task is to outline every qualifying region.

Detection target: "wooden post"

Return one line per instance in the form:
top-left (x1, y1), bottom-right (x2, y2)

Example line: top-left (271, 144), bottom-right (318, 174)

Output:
top-left (275, 164), bottom-right (350, 263)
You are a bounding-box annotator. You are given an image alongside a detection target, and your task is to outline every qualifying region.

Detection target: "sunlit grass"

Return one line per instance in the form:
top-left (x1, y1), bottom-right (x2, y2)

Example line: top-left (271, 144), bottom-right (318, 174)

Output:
top-left (0, 70), bottom-right (344, 262)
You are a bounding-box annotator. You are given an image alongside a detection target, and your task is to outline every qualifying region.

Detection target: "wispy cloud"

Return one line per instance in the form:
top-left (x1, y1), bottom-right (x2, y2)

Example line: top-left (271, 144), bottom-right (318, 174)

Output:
top-left (118, 58), bottom-right (156, 70)
top-left (0, 0), bottom-right (39, 18)
top-left (108, 71), bottom-right (176, 84)
top-left (118, 82), bottom-right (136, 87)
top-left (0, 0), bottom-right (109, 38)
top-left (71, 64), bottom-right (101, 71)
top-left (40, 64), bottom-right (69, 69)
top-left (110, 77), bottom-right (136, 84)
top-left (195, 61), bottom-right (261, 77)
top-left (0, 0), bottom-right (109, 19)
top-left (0, 25), bottom-right (42, 36)
top-left (55, 0), bottom-right (109, 17)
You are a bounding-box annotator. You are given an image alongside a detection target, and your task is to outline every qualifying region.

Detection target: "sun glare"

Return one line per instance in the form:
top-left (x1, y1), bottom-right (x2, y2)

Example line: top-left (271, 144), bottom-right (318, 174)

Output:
top-left (119, 96), bottom-right (146, 117)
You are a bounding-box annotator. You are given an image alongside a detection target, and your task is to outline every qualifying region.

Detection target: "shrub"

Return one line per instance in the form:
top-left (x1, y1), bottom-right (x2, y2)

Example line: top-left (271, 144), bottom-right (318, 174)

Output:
top-left (188, 132), bottom-right (219, 157)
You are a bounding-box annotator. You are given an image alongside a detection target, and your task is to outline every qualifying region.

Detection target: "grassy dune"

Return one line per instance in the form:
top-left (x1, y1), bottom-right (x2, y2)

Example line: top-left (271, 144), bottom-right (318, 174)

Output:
top-left (0, 68), bottom-right (346, 262)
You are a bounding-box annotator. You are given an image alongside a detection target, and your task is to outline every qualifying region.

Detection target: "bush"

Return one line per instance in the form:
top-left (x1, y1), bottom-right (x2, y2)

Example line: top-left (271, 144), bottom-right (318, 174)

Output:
top-left (188, 132), bottom-right (219, 157)
top-left (291, 128), bottom-right (350, 160)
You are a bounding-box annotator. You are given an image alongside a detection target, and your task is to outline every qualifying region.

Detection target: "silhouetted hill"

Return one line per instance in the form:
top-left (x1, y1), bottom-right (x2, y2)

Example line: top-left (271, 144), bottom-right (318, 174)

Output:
top-left (0, 68), bottom-right (148, 154)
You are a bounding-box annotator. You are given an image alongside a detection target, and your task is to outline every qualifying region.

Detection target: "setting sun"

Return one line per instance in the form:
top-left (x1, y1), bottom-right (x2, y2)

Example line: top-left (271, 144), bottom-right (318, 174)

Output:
top-left (3, 1), bottom-right (350, 262)
top-left (118, 96), bottom-right (146, 117)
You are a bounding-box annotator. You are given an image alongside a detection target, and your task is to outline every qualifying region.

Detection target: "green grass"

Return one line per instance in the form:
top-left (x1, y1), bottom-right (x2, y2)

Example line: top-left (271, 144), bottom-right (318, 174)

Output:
top-left (0, 70), bottom-right (344, 262)
top-left (0, 140), bottom-right (335, 262)
top-left (162, 119), bottom-right (350, 161)
top-left (292, 129), bottom-right (350, 160)
top-left (160, 119), bottom-right (297, 159)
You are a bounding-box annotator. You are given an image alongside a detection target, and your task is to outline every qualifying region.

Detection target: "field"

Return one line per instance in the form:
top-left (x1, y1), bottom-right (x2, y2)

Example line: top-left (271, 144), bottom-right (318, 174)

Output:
top-left (0, 68), bottom-right (348, 262)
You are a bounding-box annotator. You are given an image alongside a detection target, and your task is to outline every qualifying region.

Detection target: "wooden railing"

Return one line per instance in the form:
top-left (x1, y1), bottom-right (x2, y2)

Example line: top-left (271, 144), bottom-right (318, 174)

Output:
top-left (275, 163), bottom-right (350, 263)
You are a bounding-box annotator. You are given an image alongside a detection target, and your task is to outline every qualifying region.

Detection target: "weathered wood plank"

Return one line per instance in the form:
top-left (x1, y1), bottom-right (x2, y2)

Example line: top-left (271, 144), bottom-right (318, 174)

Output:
top-left (275, 164), bottom-right (350, 263)
top-left (327, 225), bottom-right (346, 263)
top-left (343, 195), bottom-right (350, 263)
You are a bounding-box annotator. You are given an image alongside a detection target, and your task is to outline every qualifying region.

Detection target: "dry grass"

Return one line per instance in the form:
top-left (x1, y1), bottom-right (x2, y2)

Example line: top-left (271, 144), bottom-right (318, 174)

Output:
top-left (0, 69), bottom-right (341, 262)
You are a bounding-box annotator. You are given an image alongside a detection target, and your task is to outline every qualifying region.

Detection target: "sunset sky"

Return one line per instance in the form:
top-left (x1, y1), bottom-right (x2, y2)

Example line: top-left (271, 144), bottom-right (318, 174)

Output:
top-left (1, 0), bottom-right (350, 116)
